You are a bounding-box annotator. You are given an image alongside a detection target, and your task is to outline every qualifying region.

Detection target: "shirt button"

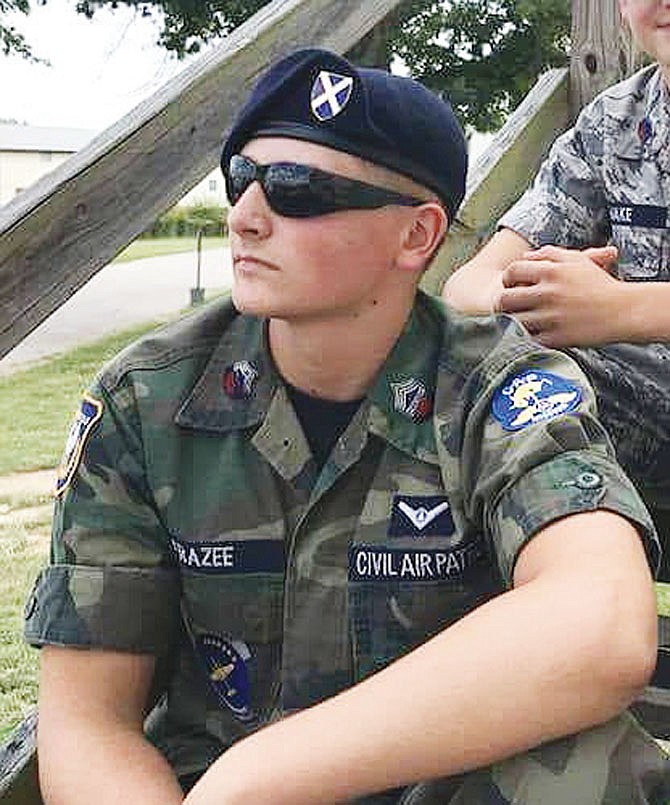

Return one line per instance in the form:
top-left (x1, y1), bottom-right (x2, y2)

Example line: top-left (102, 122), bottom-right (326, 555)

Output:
top-left (576, 471), bottom-right (602, 490)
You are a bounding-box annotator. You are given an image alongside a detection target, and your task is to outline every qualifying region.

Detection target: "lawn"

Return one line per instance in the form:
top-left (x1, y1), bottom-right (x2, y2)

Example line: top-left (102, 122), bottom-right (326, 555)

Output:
top-left (0, 321), bottom-right (162, 476)
top-left (113, 235), bottom-right (225, 263)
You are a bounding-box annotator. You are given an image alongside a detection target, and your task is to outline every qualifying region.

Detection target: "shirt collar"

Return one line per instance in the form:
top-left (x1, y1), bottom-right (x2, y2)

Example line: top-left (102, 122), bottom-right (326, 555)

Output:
top-left (175, 311), bottom-right (276, 432)
top-left (175, 291), bottom-right (442, 465)
top-left (614, 65), bottom-right (669, 159)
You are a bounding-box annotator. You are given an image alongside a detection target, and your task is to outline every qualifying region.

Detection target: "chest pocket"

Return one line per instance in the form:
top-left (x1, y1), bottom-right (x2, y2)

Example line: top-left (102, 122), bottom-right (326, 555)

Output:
top-left (174, 536), bottom-right (284, 726)
top-left (349, 493), bottom-right (500, 682)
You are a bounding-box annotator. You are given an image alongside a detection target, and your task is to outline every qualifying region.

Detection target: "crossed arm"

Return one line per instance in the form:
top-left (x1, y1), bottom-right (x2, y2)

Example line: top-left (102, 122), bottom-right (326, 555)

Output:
top-left (37, 510), bottom-right (656, 804)
top-left (442, 228), bottom-right (670, 347)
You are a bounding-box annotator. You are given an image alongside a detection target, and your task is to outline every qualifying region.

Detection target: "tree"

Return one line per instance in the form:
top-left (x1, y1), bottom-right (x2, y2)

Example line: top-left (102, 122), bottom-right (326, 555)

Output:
top-left (8, 0), bottom-right (571, 129)
top-left (0, 0), bottom-right (42, 60)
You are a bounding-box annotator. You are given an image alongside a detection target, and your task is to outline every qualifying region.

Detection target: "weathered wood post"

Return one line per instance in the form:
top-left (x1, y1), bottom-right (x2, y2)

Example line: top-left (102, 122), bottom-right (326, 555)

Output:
top-left (569, 0), bottom-right (639, 114)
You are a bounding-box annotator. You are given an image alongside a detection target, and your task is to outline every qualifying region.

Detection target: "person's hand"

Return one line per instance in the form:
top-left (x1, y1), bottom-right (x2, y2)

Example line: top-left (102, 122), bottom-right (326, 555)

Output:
top-left (493, 245), bottom-right (625, 347)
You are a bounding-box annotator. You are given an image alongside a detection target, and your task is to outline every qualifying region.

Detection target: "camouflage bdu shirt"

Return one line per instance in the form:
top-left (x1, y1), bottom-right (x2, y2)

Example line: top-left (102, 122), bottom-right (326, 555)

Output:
top-left (499, 64), bottom-right (670, 513)
top-left (25, 291), bottom-right (667, 803)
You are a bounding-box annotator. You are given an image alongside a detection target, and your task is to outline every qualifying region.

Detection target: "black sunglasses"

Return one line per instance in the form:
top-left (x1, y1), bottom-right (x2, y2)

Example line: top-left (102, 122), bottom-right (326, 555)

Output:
top-left (224, 154), bottom-right (426, 218)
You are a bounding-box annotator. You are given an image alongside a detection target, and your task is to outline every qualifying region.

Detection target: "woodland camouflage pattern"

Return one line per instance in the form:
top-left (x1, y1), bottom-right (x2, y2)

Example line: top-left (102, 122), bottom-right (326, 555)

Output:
top-left (26, 292), bottom-right (667, 802)
top-left (500, 64), bottom-right (670, 513)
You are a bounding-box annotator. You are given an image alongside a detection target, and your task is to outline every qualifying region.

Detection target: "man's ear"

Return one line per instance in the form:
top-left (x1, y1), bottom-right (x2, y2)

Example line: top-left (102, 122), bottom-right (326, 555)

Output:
top-left (397, 202), bottom-right (449, 272)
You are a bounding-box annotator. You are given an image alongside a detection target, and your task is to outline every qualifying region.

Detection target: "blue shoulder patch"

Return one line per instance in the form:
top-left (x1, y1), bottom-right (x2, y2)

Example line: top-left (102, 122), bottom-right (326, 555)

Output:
top-left (492, 370), bottom-right (582, 432)
top-left (55, 393), bottom-right (103, 497)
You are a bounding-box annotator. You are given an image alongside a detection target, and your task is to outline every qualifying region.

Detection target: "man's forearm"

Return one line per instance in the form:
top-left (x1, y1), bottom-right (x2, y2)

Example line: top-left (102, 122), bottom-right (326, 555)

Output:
top-left (38, 719), bottom-right (184, 805)
top-left (185, 514), bottom-right (655, 805)
top-left (442, 228), bottom-right (530, 314)
top-left (623, 280), bottom-right (670, 343)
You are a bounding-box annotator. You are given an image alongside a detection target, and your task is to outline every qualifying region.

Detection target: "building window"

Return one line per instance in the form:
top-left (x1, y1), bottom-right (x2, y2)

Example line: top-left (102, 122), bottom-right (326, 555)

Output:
top-left (209, 179), bottom-right (217, 192)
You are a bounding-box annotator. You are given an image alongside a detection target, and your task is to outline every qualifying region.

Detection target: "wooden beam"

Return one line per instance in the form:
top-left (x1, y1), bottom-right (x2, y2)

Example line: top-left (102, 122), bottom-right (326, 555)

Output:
top-left (422, 67), bottom-right (570, 295)
top-left (0, 0), bottom-right (403, 360)
top-left (569, 0), bottom-right (639, 114)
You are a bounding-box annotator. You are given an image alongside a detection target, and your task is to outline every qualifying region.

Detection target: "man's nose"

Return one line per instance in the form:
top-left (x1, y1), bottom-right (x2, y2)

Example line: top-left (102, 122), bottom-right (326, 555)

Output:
top-left (228, 181), bottom-right (273, 239)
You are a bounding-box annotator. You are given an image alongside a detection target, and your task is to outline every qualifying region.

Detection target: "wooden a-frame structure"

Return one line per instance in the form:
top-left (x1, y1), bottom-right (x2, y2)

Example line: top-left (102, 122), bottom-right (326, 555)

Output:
top-left (0, 0), bottom-right (636, 360)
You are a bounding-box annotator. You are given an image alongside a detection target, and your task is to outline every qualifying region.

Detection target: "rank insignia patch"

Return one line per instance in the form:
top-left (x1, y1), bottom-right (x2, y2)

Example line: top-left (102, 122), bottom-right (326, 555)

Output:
top-left (222, 360), bottom-right (258, 400)
top-left (388, 495), bottom-right (455, 537)
top-left (310, 70), bottom-right (354, 121)
top-left (492, 370), bottom-right (582, 432)
top-left (196, 634), bottom-right (254, 722)
top-left (390, 378), bottom-right (432, 422)
top-left (55, 393), bottom-right (103, 497)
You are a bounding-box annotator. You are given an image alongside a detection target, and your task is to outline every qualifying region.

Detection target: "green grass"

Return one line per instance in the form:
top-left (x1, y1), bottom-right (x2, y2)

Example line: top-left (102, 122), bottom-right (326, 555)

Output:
top-left (113, 236), bottom-right (225, 263)
top-left (0, 512), bottom-right (51, 740)
top-left (0, 321), bottom-right (162, 476)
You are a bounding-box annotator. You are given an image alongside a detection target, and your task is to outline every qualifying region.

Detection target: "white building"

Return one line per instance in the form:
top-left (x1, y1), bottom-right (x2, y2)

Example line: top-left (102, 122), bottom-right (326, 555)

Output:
top-left (0, 123), bottom-right (227, 209)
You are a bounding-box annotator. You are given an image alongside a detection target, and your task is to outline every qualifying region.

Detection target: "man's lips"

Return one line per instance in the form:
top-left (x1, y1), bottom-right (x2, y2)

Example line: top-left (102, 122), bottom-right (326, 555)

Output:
top-left (233, 254), bottom-right (280, 271)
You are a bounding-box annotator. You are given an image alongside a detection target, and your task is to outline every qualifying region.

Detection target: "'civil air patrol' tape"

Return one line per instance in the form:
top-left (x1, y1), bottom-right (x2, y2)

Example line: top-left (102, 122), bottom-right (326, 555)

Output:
top-left (55, 393), bottom-right (104, 497)
top-left (349, 542), bottom-right (482, 582)
top-left (492, 370), bottom-right (582, 432)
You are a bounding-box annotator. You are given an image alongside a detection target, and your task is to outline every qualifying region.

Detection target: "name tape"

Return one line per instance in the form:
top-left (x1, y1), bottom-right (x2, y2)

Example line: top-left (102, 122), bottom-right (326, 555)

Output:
top-left (171, 537), bottom-right (284, 574)
top-left (609, 204), bottom-right (667, 229)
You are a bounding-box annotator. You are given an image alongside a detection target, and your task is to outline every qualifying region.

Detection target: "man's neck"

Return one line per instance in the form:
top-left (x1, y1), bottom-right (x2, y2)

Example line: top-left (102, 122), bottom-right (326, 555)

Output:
top-left (268, 296), bottom-right (414, 402)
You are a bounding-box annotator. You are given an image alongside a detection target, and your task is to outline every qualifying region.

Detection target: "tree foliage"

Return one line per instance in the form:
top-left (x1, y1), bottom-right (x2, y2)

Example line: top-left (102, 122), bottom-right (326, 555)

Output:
top-left (5, 0), bottom-right (571, 129)
top-left (0, 0), bottom-right (40, 60)
top-left (392, 0), bottom-right (571, 130)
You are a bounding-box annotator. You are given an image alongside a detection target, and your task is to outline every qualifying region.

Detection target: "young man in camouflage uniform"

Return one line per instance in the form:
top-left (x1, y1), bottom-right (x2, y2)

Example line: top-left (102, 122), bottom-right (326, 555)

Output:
top-left (443, 0), bottom-right (670, 569)
top-left (27, 48), bottom-right (668, 804)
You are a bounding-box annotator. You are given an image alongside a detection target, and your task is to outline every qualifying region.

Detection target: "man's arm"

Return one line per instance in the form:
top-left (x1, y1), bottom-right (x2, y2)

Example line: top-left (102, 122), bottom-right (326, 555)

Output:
top-left (442, 228), bottom-right (530, 314)
top-left (184, 509), bottom-right (656, 805)
top-left (37, 646), bottom-right (184, 804)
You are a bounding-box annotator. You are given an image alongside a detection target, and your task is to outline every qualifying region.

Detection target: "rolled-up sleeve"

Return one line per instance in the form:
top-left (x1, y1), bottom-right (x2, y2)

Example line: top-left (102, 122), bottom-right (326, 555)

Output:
top-left (459, 331), bottom-right (660, 585)
top-left (25, 374), bottom-right (180, 654)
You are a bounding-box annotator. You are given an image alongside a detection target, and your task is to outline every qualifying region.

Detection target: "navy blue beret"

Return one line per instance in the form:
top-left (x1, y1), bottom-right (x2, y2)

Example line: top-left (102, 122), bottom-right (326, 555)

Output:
top-left (220, 48), bottom-right (468, 220)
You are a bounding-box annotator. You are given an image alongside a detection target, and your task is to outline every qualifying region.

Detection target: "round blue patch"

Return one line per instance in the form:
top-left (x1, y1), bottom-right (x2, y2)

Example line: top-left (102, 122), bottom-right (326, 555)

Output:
top-left (196, 634), bottom-right (254, 721)
top-left (492, 370), bottom-right (582, 432)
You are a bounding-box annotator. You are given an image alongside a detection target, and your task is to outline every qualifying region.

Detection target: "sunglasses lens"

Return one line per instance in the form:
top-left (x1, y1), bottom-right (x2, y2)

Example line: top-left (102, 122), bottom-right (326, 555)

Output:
top-left (227, 155), bottom-right (257, 204)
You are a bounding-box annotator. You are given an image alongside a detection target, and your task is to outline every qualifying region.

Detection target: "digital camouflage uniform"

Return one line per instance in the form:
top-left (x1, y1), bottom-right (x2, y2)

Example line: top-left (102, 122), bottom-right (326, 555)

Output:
top-left (25, 291), bottom-right (668, 803)
top-left (499, 64), bottom-right (670, 524)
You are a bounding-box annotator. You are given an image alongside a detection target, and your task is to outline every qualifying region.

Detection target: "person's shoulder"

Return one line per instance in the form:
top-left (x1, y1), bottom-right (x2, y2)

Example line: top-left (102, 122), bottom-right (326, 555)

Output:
top-left (435, 296), bottom-right (530, 378)
top-left (578, 63), bottom-right (660, 124)
top-left (96, 295), bottom-right (241, 392)
top-left (599, 63), bottom-right (659, 103)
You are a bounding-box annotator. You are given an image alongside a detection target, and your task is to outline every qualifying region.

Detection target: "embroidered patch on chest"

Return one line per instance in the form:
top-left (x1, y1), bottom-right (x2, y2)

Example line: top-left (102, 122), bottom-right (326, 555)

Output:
top-left (492, 370), bottom-right (582, 432)
top-left (195, 634), bottom-right (254, 721)
top-left (55, 393), bottom-right (103, 497)
top-left (388, 495), bottom-right (454, 537)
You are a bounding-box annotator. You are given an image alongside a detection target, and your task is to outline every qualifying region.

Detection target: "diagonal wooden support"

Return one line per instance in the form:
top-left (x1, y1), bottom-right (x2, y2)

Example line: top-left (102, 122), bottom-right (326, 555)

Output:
top-left (0, 0), bottom-right (403, 359)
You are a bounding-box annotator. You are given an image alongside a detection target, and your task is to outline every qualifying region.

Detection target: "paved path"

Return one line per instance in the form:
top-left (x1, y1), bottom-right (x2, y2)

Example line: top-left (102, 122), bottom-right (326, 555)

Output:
top-left (0, 246), bottom-right (233, 376)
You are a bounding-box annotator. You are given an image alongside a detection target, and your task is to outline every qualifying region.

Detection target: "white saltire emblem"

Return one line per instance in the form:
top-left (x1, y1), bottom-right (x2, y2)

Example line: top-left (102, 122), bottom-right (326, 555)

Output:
top-left (398, 500), bottom-right (450, 531)
top-left (310, 70), bottom-right (354, 121)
